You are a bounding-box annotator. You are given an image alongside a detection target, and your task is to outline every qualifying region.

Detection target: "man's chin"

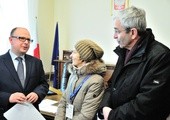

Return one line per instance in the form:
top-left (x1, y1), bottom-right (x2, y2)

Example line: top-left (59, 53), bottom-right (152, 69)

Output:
top-left (21, 51), bottom-right (27, 55)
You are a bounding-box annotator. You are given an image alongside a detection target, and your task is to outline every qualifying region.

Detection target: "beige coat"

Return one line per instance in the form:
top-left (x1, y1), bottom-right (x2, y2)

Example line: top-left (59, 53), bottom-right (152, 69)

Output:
top-left (55, 60), bottom-right (106, 120)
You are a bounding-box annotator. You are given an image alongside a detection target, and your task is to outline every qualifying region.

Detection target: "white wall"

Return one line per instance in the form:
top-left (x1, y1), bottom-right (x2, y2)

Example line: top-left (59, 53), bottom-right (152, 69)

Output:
top-left (131, 0), bottom-right (170, 47)
top-left (35, 0), bottom-right (170, 72)
top-left (55, 0), bottom-right (118, 65)
top-left (37, 0), bottom-right (55, 72)
top-left (68, 0), bottom-right (117, 64)
top-left (54, 0), bottom-right (170, 67)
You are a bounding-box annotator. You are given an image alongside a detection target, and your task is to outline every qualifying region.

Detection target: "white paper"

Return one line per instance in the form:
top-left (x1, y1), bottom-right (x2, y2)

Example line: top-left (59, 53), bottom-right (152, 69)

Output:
top-left (39, 99), bottom-right (58, 114)
top-left (4, 102), bottom-right (46, 120)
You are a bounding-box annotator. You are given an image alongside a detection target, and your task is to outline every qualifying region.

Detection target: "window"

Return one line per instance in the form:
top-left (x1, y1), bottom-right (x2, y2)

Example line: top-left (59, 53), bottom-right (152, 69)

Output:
top-left (0, 0), bottom-right (38, 56)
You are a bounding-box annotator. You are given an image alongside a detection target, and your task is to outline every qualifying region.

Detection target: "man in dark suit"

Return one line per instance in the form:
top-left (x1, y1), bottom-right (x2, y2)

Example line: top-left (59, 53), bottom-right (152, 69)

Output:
top-left (0, 27), bottom-right (49, 120)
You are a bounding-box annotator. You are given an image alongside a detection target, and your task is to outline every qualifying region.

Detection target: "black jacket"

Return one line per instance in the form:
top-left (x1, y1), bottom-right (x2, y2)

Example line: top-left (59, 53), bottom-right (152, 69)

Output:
top-left (100, 29), bottom-right (170, 120)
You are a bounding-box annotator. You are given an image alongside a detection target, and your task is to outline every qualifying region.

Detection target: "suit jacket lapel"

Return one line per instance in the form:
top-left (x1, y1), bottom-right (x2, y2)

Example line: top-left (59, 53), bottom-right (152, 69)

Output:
top-left (24, 55), bottom-right (32, 88)
top-left (3, 52), bottom-right (23, 88)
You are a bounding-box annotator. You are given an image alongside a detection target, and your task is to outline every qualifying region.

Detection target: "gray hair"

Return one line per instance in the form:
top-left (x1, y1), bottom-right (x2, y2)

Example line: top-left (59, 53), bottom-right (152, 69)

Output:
top-left (114, 6), bottom-right (147, 35)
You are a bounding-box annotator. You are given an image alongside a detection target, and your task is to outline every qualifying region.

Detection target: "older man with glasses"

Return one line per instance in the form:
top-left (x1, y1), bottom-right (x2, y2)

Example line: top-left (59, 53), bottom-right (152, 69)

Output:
top-left (97, 6), bottom-right (170, 120)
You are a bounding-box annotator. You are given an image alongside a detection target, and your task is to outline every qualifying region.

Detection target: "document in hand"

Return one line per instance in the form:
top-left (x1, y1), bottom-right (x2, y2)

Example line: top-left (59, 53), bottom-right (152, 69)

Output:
top-left (4, 102), bottom-right (46, 120)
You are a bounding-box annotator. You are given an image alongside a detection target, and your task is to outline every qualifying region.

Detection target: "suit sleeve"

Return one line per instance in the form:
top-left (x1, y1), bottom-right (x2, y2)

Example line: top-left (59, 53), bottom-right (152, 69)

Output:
top-left (32, 60), bottom-right (49, 103)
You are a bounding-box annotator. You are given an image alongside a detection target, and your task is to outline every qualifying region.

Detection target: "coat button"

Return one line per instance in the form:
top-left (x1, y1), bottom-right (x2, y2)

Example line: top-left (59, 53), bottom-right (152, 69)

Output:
top-left (93, 94), bottom-right (97, 98)
top-left (112, 88), bottom-right (116, 91)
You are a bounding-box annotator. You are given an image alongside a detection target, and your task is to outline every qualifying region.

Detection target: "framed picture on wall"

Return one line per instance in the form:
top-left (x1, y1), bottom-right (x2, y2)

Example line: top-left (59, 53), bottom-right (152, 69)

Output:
top-left (111, 0), bottom-right (130, 15)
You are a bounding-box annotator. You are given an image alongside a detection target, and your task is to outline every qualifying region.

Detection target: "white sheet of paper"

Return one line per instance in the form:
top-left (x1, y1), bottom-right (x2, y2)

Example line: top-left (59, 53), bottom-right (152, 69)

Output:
top-left (39, 99), bottom-right (58, 106)
top-left (4, 102), bottom-right (46, 120)
top-left (39, 99), bottom-right (58, 114)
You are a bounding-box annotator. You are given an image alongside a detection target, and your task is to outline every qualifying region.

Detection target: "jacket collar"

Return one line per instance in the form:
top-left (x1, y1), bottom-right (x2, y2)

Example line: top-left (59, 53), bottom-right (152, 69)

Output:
top-left (114, 28), bottom-right (155, 65)
top-left (115, 28), bottom-right (155, 57)
top-left (68, 59), bottom-right (107, 77)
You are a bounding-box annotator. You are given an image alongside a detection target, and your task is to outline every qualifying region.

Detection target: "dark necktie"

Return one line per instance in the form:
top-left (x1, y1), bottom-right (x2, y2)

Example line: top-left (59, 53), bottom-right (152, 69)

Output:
top-left (16, 57), bottom-right (25, 87)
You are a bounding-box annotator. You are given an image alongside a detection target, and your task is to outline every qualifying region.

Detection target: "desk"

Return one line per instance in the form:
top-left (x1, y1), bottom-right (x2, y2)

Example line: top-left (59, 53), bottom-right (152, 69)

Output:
top-left (40, 94), bottom-right (62, 120)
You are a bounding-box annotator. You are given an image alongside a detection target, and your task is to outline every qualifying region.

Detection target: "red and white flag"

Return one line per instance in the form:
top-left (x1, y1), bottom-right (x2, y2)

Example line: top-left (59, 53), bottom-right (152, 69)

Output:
top-left (28, 33), bottom-right (40, 59)
top-left (28, 17), bottom-right (40, 59)
top-left (33, 38), bottom-right (40, 59)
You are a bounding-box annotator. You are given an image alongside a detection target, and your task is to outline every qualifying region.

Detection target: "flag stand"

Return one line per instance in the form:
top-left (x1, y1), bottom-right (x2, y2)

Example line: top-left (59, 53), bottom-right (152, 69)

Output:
top-left (48, 65), bottom-right (53, 86)
top-left (47, 64), bottom-right (57, 95)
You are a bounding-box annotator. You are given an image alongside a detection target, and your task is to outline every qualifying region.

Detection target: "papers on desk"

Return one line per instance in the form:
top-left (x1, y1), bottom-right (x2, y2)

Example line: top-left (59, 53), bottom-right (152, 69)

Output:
top-left (39, 99), bottom-right (58, 114)
top-left (4, 102), bottom-right (46, 120)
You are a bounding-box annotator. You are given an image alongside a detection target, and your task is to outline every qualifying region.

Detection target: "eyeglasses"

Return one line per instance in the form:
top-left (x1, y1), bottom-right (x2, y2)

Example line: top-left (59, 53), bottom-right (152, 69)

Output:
top-left (11, 36), bottom-right (33, 43)
top-left (114, 28), bottom-right (131, 34)
top-left (114, 29), bottom-right (127, 34)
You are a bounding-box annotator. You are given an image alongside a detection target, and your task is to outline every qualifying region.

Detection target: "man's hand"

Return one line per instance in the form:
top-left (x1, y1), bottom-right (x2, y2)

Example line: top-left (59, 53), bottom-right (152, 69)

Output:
top-left (9, 92), bottom-right (26, 103)
top-left (26, 92), bottom-right (38, 103)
